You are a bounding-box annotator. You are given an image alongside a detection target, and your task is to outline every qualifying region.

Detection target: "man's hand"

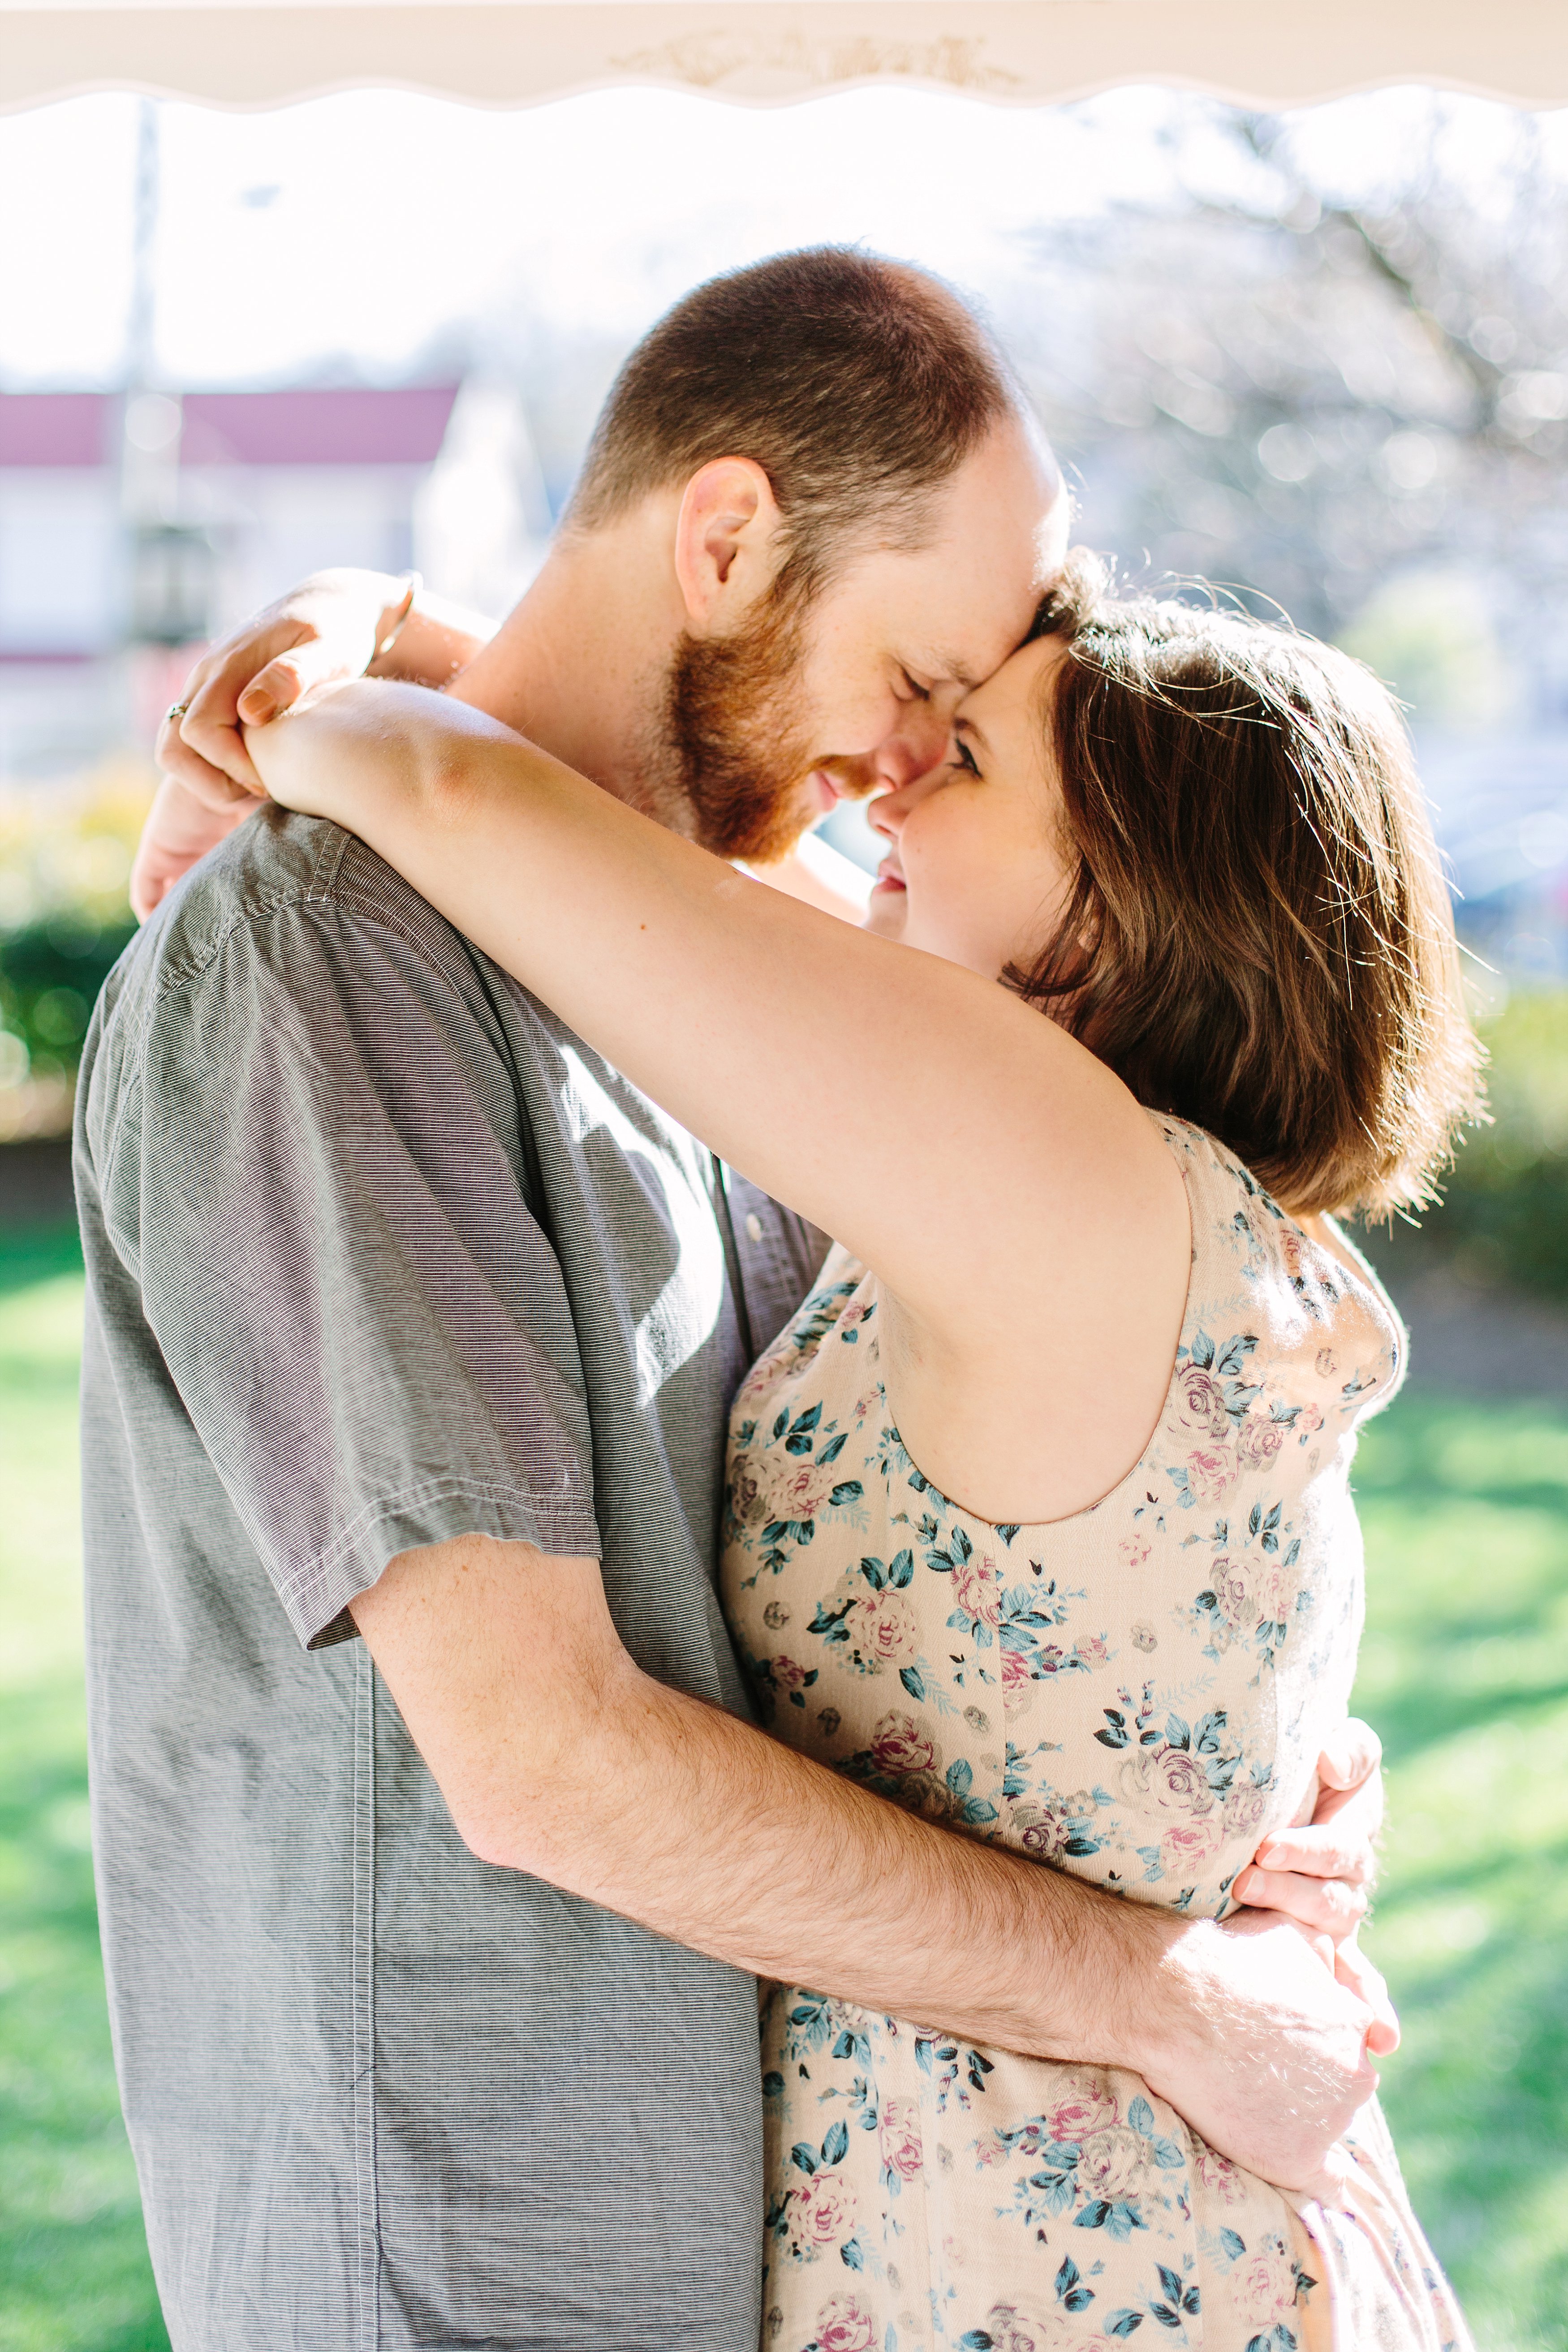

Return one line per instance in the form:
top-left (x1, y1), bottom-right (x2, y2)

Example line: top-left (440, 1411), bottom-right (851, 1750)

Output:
top-left (1133, 1904), bottom-right (1380, 2198)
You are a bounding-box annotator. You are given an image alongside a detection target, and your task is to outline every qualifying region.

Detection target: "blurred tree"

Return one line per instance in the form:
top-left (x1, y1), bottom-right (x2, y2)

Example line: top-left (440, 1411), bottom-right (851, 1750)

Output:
top-left (1013, 102), bottom-right (1568, 731)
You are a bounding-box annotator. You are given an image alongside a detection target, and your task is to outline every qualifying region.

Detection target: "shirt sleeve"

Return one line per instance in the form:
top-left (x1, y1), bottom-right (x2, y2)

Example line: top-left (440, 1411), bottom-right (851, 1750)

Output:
top-left (91, 890), bottom-right (602, 1650)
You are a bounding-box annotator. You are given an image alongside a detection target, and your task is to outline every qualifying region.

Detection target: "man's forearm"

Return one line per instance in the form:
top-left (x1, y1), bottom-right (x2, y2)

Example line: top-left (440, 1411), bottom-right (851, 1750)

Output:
top-left (537, 1663), bottom-right (1164, 2058)
top-left (357, 1540), bottom-right (1167, 2068)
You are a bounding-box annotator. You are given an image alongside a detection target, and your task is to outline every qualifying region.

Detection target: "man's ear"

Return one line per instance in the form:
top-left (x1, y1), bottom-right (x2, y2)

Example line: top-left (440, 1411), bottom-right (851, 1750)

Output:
top-left (672, 457), bottom-right (784, 635)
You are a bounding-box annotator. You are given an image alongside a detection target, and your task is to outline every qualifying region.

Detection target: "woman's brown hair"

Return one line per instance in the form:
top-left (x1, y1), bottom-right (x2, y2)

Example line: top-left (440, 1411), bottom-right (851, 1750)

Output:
top-left (1020, 554), bottom-right (1483, 1219)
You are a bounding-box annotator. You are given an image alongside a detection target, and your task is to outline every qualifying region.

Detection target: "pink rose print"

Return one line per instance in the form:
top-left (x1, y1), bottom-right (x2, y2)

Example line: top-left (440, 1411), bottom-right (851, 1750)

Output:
top-left (780, 1462), bottom-right (836, 1520)
top-left (1298, 1400), bottom-right (1324, 1434)
top-left (771, 1656), bottom-right (812, 1692)
top-left (1314, 1347), bottom-right (1338, 1378)
top-left (975, 2305), bottom-right (1059, 2352)
top-left (1075, 1634), bottom-right (1110, 1669)
top-left (1194, 2141), bottom-right (1249, 2204)
top-left (878, 2096), bottom-right (924, 2180)
top-left (1185, 1443), bottom-right (1237, 1503)
top-left (730, 1469), bottom-right (767, 1527)
top-left (870, 1711), bottom-right (935, 1777)
top-left (1279, 1227), bottom-right (1305, 1280)
top-left (787, 2168), bottom-right (858, 2256)
top-left (1170, 1361), bottom-right (1231, 1439)
top-left (1235, 2238), bottom-right (1299, 2326)
top-left (950, 1549), bottom-right (1001, 1628)
top-left (1016, 1808), bottom-right (1070, 1863)
top-left (974, 2127), bottom-right (1013, 2169)
top-left (1212, 1555), bottom-right (1277, 1634)
top-left (814, 2293), bottom-right (876, 2352)
top-left (1046, 2073), bottom-right (1119, 2145)
top-left (1223, 1780), bottom-right (1269, 1840)
top-left (849, 1590), bottom-right (917, 1668)
top-left (1144, 1743), bottom-right (1215, 1817)
top-left (1159, 1818), bottom-right (1224, 1878)
top-left (1236, 1413), bottom-right (1284, 1472)
top-left (1077, 2123), bottom-right (1145, 2200)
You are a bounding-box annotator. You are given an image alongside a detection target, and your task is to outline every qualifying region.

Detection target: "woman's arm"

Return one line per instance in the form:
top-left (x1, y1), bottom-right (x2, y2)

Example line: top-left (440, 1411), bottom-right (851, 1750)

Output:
top-left (247, 682), bottom-right (1187, 1523)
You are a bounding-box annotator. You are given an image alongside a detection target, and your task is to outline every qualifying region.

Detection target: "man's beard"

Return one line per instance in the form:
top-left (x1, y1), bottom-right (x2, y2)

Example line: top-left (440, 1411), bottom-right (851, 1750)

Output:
top-left (660, 583), bottom-right (821, 865)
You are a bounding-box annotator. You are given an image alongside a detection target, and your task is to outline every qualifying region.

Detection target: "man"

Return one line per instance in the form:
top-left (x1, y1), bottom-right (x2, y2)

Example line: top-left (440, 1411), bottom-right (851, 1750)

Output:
top-left (88, 250), bottom-right (1387, 2352)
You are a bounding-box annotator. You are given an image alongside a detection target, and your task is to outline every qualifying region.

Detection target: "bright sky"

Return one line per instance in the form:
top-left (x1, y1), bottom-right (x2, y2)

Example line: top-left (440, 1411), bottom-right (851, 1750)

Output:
top-left (1, 82), bottom-right (1563, 389)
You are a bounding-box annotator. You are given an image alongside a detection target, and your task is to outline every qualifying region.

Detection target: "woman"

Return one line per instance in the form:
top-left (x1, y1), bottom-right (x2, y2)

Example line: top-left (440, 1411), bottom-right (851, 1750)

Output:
top-left (244, 558), bottom-right (1478, 2351)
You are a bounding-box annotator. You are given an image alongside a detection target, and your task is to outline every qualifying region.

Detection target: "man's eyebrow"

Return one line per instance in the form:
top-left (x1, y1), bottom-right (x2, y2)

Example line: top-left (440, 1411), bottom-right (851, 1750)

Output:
top-left (907, 649), bottom-right (980, 693)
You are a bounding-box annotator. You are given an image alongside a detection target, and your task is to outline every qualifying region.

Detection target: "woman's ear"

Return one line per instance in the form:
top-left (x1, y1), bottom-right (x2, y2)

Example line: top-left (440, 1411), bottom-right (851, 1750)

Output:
top-left (672, 457), bottom-right (784, 634)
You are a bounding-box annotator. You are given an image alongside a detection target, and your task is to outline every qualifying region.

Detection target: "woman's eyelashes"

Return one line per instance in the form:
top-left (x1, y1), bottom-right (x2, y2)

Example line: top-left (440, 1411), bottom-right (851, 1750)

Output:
top-left (951, 737), bottom-right (981, 778)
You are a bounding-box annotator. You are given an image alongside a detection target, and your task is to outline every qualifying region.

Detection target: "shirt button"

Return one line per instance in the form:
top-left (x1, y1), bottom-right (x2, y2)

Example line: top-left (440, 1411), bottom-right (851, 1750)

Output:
top-left (744, 1212), bottom-right (764, 1245)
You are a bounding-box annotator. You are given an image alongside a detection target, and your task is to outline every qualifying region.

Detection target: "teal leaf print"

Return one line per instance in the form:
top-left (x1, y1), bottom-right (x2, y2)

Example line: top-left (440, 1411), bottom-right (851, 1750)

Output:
top-left (946, 1758), bottom-right (974, 1800)
top-left (1056, 2253), bottom-right (1095, 2313)
top-left (1189, 1330), bottom-right (1215, 1369)
top-left (959, 2336), bottom-right (995, 2351)
top-left (1105, 2314), bottom-right (1145, 2337)
top-left (888, 1548), bottom-right (914, 1588)
top-left (830, 1482), bottom-right (865, 1508)
top-left (996, 1523), bottom-right (1020, 1545)
top-left (790, 2141), bottom-right (818, 2175)
top-left (1128, 2097), bottom-right (1155, 2135)
top-left (818, 1430), bottom-right (848, 1466)
top-left (840, 2236), bottom-right (864, 2270)
top-left (762, 2071), bottom-right (784, 2098)
top-left (822, 2119), bottom-right (849, 2166)
top-left (784, 1404), bottom-right (823, 1455)
top-left (1077, 2197), bottom-right (1148, 2240)
top-left (1165, 1714), bottom-right (1190, 1750)
top-left (900, 1665), bottom-right (926, 1701)
top-left (1095, 1708), bottom-right (1131, 1750)
top-left (1219, 2228), bottom-right (1247, 2260)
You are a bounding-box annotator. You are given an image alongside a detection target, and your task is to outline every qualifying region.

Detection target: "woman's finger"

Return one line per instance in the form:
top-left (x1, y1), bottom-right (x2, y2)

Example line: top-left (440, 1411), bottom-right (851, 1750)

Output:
top-left (1231, 1863), bottom-right (1369, 1938)
top-left (1251, 1822), bottom-right (1375, 1885)
top-left (1317, 1717), bottom-right (1382, 1792)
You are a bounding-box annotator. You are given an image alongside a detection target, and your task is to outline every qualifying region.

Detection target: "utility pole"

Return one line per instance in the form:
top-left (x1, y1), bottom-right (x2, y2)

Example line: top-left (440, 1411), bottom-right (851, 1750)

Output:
top-left (122, 98), bottom-right (211, 650)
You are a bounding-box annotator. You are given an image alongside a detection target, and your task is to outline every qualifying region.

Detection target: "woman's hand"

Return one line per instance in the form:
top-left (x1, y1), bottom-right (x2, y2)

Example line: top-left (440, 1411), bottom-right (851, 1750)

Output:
top-left (155, 570), bottom-right (419, 807)
top-left (130, 775), bottom-right (259, 922)
top-left (1230, 1718), bottom-right (1399, 2053)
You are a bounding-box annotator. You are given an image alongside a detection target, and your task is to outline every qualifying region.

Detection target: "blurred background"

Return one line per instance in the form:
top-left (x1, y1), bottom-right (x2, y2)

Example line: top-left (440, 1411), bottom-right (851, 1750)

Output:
top-left (0, 77), bottom-right (1565, 2352)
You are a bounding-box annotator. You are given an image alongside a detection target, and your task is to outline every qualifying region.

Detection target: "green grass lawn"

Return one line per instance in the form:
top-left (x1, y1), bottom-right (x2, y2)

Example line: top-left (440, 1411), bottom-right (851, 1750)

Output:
top-left (0, 1230), bottom-right (1564, 2350)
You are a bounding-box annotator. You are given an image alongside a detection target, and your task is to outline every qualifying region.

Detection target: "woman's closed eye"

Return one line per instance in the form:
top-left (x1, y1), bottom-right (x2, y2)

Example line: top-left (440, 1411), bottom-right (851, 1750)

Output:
top-left (951, 736), bottom-right (981, 778)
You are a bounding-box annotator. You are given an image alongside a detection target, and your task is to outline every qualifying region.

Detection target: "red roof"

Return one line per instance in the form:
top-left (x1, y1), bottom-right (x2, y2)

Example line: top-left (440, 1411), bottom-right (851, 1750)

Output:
top-left (0, 393), bottom-right (112, 466)
top-left (181, 387), bottom-right (460, 467)
top-left (0, 385), bottom-right (460, 469)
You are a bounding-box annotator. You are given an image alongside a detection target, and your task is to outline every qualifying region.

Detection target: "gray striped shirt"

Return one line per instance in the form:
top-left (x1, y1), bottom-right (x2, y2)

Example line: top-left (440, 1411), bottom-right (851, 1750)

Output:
top-left (76, 806), bottom-right (826, 2351)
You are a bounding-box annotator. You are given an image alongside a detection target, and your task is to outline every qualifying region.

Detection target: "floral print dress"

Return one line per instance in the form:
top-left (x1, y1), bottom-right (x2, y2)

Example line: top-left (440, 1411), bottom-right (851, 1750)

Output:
top-left (721, 1114), bottom-right (1471, 2352)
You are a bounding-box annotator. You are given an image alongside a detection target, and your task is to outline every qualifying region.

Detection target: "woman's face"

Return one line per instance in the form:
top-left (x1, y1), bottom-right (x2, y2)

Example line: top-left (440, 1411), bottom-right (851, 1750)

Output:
top-left (861, 634), bottom-right (1076, 982)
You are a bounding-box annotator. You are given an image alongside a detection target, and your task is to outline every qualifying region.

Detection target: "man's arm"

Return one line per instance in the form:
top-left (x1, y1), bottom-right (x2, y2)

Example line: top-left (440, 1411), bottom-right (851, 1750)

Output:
top-left (353, 1532), bottom-right (1381, 2195)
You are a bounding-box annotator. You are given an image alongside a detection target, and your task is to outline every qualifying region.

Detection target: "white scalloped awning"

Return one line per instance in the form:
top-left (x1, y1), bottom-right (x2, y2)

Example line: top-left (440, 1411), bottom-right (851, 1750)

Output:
top-left (2, 0), bottom-right (1565, 116)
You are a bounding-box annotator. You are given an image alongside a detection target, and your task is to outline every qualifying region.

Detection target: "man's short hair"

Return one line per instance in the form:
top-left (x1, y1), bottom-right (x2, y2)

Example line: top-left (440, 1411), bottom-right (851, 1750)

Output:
top-left (569, 246), bottom-right (1025, 587)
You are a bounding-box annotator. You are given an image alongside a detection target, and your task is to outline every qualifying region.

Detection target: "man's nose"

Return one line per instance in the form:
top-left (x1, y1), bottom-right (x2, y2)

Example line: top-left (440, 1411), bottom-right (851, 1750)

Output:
top-left (877, 701), bottom-right (953, 791)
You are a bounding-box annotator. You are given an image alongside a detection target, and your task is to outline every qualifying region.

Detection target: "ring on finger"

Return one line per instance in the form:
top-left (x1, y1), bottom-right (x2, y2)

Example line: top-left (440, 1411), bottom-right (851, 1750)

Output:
top-left (167, 699), bottom-right (192, 724)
